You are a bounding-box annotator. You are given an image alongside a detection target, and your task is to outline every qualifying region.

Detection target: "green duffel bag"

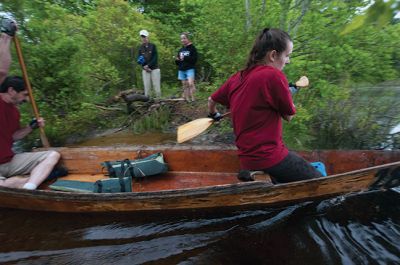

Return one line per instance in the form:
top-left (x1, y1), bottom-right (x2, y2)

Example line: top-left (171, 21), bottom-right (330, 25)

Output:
top-left (49, 176), bottom-right (132, 193)
top-left (101, 152), bottom-right (168, 179)
top-left (94, 176), bottom-right (132, 193)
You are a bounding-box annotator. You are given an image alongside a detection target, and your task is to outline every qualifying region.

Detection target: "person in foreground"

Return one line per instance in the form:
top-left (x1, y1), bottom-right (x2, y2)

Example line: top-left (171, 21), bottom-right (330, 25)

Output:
top-left (0, 18), bottom-right (60, 190)
top-left (208, 28), bottom-right (322, 183)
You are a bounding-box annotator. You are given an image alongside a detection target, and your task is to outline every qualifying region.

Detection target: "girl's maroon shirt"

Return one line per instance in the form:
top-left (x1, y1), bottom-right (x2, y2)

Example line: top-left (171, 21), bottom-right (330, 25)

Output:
top-left (0, 97), bottom-right (20, 164)
top-left (211, 65), bottom-right (295, 170)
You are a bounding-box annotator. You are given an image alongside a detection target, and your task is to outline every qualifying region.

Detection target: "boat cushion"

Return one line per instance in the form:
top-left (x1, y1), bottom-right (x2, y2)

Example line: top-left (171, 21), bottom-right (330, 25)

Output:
top-left (101, 152), bottom-right (168, 179)
top-left (49, 176), bottom-right (132, 193)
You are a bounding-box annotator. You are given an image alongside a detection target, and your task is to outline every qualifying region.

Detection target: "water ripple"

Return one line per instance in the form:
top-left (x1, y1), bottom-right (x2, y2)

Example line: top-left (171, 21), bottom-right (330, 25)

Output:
top-left (0, 229), bottom-right (231, 264)
top-left (0, 191), bottom-right (399, 264)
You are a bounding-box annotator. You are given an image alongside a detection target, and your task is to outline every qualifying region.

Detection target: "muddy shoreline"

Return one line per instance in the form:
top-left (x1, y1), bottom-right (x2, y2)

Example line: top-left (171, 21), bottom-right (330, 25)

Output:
top-left (65, 127), bottom-right (235, 147)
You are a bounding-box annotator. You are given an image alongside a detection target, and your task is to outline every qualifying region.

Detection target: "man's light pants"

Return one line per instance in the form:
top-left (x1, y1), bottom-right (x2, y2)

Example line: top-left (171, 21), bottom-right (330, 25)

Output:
top-left (142, 69), bottom-right (161, 97)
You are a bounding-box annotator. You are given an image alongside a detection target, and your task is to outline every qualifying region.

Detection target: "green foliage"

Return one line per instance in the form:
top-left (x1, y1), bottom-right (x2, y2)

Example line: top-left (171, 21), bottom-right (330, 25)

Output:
top-left (192, 0), bottom-right (254, 80)
top-left (341, 0), bottom-right (400, 34)
top-left (308, 81), bottom-right (400, 149)
top-left (1, 0), bottom-right (400, 149)
top-left (283, 104), bottom-right (314, 150)
top-left (132, 105), bottom-right (171, 133)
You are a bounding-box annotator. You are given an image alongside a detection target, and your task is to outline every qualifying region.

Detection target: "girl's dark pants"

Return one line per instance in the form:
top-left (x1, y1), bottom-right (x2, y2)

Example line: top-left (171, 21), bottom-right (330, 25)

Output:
top-left (264, 151), bottom-right (323, 184)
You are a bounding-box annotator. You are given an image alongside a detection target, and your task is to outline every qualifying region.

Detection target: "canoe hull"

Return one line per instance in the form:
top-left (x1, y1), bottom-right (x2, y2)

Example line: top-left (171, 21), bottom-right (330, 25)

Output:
top-left (0, 146), bottom-right (399, 213)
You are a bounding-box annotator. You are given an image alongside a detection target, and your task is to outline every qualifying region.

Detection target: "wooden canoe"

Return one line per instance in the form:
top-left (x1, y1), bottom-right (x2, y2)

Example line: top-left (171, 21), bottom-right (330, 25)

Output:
top-left (0, 145), bottom-right (399, 213)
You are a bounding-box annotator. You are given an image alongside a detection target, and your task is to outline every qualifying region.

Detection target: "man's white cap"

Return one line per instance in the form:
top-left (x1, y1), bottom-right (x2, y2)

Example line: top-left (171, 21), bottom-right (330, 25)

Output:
top-left (139, 29), bottom-right (149, 37)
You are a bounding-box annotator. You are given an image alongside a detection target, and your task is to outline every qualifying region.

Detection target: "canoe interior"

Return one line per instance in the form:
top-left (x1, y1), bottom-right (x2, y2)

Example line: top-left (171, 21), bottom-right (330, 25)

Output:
top-left (41, 146), bottom-right (400, 192)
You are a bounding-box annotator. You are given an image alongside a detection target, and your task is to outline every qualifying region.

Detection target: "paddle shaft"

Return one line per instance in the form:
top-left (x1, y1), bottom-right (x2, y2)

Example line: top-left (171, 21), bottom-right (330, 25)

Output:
top-left (220, 112), bottom-right (230, 119)
top-left (14, 37), bottom-right (50, 147)
top-left (215, 77), bottom-right (306, 118)
top-left (214, 78), bottom-right (304, 120)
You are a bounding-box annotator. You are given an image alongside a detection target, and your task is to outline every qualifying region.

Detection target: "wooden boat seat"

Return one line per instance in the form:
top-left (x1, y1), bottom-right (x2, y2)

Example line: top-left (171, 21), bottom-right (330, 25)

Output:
top-left (61, 173), bottom-right (108, 182)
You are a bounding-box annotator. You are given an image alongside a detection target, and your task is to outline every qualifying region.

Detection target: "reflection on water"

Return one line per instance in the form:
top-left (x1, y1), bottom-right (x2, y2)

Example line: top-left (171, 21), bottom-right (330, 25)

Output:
top-left (1, 191), bottom-right (399, 264)
top-left (68, 131), bottom-right (177, 147)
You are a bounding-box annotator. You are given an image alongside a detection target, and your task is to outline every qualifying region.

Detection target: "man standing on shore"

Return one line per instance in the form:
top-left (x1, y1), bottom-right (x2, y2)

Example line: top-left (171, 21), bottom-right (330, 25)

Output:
top-left (137, 29), bottom-right (161, 98)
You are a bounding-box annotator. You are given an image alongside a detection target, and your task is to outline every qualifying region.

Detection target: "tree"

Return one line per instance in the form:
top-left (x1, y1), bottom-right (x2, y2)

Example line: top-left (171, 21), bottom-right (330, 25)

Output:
top-left (189, 0), bottom-right (400, 149)
top-left (1, 0), bottom-right (399, 149)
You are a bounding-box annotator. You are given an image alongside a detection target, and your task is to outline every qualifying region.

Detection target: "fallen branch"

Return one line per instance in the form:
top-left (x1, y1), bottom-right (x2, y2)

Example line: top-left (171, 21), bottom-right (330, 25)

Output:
top-left (94, 104), bottom-right (124, 111)
top-left (158, 98), bottom-right (185, 102)
top-left (121, 93), bottom-right (150, 103)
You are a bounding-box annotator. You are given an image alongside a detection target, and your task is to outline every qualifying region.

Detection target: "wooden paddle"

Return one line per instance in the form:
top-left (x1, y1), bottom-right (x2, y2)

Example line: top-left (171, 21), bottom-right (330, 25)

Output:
top-left (295, 76), bottom-right (309, 88)
top-left (177, 76), bottom-right (310, 144)
top-left (177, 112), bottom-right (230, 143)
top-left (14, 36), bottom-right (50, 147)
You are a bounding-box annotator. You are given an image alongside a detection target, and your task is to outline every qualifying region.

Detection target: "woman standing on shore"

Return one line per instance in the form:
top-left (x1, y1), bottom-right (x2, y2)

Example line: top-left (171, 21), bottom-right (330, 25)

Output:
top-left (175, 32), bottom-right (197, 102)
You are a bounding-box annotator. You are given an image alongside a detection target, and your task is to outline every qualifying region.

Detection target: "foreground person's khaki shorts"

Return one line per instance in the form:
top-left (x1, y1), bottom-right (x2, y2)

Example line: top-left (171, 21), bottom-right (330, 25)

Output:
top-left (0, 151), bottom-right (51, 178)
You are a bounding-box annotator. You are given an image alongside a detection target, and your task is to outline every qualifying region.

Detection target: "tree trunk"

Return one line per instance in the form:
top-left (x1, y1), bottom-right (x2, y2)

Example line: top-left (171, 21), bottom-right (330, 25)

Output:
top-left (279, 0), bottom-right (291, 29)
top-left (288, 0), bottom-right (311, 37)
top-left (245, 0), bottom-right (252, 31)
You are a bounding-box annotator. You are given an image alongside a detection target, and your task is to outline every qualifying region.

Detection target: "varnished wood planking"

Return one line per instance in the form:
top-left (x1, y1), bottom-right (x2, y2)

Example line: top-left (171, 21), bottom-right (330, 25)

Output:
top-left (0, 147), bottom-right (399, 213)
top-left (54, 147), bottom-right (400, 175)
top-left (56, 147), bottom-right (240, 174)
top-left (0, 161), bottom-right (398, 212)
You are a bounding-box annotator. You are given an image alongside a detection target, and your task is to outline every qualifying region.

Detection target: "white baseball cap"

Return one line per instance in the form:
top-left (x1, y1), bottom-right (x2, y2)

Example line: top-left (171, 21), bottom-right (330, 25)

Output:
top-left (139, 29), bottom-right (149, 37)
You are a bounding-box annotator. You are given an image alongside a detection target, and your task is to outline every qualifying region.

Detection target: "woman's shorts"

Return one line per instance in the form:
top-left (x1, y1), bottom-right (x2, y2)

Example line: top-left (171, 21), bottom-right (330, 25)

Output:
top-left (178, 69), bottom-right (195, 80)
top-left (0, 151), bottom-right (52, 178)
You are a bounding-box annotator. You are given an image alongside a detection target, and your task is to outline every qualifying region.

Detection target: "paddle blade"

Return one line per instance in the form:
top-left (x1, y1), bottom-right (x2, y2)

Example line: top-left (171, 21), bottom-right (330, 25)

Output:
top-left (177, 118), bottom-right (214, 143)
top-left (295, 76), bottom-right (309, 88)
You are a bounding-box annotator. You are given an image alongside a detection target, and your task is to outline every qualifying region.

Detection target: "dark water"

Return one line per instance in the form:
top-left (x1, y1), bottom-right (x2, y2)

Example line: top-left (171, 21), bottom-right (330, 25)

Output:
top-left (1, 190), bottom-right (399, 265)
